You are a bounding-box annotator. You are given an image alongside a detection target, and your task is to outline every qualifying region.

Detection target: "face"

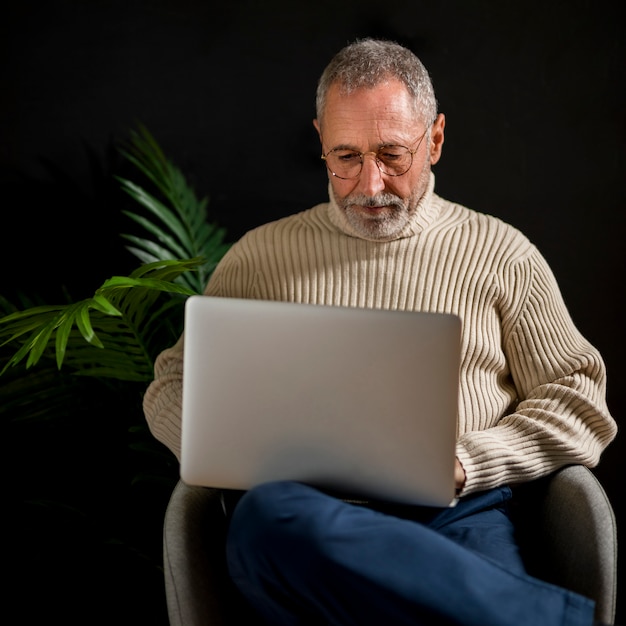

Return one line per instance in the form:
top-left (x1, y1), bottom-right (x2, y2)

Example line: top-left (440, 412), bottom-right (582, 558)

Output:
top-left (314, 79), bottom-right (445, 240)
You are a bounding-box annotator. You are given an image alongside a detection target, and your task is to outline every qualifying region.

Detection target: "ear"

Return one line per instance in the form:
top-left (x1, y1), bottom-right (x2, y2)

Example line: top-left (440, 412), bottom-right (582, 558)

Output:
top-left (313, 118), bottom-right (322, 142)
top-left (429, 113), bottom-right (445, 165)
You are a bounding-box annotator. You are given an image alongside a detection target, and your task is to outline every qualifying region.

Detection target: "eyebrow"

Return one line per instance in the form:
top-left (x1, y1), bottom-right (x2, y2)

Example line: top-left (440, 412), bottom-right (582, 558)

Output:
top-left (326, 140), bottom-right (408, 152)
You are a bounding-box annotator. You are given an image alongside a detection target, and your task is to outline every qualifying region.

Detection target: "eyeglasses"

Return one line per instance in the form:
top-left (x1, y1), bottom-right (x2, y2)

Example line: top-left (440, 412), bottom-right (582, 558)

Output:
top-left (321, 128), bottom-right (429, 180)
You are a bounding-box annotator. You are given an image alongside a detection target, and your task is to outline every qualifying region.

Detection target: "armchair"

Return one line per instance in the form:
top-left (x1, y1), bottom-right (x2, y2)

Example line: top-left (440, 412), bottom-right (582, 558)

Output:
top-left (162, 465), bottom-right (618, 625)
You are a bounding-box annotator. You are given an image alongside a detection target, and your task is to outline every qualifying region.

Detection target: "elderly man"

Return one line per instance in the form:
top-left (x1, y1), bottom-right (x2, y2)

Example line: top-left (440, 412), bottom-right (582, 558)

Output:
top-left (143, 39), bottom-right (616, 625)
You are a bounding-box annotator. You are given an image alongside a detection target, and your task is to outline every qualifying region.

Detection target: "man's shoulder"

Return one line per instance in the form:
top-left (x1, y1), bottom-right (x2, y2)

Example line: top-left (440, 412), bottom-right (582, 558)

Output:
top-left (437, 194), bottom-right (529, 239)
top-left (435, 194), bottom-right (535, 264)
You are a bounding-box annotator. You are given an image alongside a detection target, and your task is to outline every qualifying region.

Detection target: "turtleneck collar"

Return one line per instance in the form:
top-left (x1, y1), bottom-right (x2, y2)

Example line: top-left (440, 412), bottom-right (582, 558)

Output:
top-left (326, 172), bottom-right (440, 242)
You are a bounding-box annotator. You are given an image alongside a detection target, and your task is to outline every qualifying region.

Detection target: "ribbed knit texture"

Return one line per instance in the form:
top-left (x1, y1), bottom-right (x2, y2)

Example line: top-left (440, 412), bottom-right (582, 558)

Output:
top-left (143, 175), bottom-right (616, 495)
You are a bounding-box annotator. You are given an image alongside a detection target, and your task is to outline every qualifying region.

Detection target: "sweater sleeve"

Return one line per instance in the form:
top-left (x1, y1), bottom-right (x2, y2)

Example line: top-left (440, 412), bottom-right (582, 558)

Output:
top-left (455, 248), bottom-right (617, 494)
top-left (142, 334), bottom-right (185, 460)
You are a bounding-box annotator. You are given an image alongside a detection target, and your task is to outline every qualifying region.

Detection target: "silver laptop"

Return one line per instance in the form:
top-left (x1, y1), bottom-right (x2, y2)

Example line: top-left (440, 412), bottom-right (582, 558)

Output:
top-left (180, 295), bottom-right (461, 506)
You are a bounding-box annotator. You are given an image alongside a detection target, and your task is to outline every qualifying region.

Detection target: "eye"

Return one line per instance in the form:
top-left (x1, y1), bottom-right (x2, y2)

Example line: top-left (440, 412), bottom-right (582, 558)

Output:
top-left (378, 146), bottom-right (406, 161)
top-left (332, 150), bottom-right (361, 163)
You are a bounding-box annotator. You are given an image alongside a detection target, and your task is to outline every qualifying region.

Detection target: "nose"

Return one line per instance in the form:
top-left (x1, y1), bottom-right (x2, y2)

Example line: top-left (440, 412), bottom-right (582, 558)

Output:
top-left (355, 152), bottom-right (386, 196)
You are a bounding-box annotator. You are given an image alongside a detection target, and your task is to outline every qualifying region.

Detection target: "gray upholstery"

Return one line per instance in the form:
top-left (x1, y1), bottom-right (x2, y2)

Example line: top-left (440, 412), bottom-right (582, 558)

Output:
top-left (513, 464), bottom-right (618, 624)
top-left (163, 483), bottom-right (246, 626)
top-left (163, 465), bottom-right (617, 625)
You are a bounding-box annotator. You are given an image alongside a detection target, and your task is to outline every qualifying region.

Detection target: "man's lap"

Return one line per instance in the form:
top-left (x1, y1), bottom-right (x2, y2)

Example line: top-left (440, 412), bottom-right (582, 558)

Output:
top-left (224, 481), bottom-right (593, 626)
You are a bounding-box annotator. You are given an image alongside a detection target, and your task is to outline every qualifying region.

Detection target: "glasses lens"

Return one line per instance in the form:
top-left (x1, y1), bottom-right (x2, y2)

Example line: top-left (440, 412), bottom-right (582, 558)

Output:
top-left (326, 150), bottom-right (362, 179)
top-left (377, 146), bottom-right (412, 176)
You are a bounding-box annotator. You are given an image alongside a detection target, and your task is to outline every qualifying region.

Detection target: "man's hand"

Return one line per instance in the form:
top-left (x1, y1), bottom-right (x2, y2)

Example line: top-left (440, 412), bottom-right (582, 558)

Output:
top-left (455, 457), bottom-right (466, 492)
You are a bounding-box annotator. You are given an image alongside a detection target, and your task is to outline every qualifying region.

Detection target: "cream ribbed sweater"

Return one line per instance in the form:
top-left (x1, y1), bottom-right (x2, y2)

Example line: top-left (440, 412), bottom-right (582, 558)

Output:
top-left (143, 175), bottom-right (616, 495)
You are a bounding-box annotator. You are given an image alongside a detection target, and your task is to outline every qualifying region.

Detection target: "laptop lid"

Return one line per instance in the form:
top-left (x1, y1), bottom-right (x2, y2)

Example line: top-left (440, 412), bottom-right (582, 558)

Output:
top-left (180, 295), bottom-right (461, 506)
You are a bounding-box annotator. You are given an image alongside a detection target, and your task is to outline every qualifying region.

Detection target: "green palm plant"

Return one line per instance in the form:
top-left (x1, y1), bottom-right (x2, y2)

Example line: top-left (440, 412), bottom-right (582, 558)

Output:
top-left (0, 124), bottom-right (230, 381)
top-left (2, 123), bottom-right (232, 486)
top-left (4, 126), bottom-right (230, 621)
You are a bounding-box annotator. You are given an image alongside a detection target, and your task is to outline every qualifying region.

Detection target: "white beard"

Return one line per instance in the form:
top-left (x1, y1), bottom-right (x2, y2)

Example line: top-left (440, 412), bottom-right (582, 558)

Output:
top-left (333, 161), bottom-right (432, 241)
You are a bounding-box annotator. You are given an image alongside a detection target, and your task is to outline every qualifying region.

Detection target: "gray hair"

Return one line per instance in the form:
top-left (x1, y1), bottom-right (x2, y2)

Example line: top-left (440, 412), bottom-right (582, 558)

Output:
top-left (315, 38), bottom-right (438, 128)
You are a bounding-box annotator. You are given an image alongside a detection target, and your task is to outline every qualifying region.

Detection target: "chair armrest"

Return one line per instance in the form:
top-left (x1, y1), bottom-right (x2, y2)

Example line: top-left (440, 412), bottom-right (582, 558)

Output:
top-left (515, 465), bottom-right (617, 625)
top-left (163, 481), bottom-right (237, 626)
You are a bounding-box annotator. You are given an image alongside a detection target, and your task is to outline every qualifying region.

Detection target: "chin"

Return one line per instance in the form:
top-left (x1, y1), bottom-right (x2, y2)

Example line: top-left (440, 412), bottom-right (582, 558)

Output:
top-left (345, 207), bottom-right (408, 240)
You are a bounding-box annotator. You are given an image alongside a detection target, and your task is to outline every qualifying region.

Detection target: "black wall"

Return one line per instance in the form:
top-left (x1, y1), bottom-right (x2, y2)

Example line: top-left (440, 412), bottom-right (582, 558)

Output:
top-left (3, 0), bottom-right (624, 621)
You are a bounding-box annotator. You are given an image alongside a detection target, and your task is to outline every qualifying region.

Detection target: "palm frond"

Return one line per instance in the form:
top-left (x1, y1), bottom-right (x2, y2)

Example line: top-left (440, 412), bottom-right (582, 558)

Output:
top-left (0, 258), bottom-right (202, 380)
top-left (117, 124), bottom-right (231, 294)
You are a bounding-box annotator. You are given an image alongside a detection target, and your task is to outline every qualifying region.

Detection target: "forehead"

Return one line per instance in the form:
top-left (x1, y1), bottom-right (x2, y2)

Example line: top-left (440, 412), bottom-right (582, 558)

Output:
top-left (321, 79), bottom-right (420, 147)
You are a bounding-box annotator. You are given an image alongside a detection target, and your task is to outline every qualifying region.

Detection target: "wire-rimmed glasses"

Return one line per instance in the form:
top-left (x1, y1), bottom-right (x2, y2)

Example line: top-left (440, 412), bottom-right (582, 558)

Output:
top-left (321, 127), bottom-right (429, 180)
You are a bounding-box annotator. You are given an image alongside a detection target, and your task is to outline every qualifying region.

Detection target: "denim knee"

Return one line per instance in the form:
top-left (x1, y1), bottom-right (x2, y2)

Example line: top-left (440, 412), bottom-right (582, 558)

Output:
top-left (227, 481), bottom-right (311, 547)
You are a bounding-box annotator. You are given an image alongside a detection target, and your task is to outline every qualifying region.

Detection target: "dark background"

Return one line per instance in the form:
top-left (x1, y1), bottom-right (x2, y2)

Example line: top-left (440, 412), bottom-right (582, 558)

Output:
top-left (3, 0), bottom-right (624, 623)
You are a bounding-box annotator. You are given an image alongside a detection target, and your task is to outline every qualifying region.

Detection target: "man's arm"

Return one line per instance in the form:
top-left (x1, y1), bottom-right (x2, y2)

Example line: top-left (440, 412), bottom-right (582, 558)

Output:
top-left (455, 248), bottom-right (616, 495)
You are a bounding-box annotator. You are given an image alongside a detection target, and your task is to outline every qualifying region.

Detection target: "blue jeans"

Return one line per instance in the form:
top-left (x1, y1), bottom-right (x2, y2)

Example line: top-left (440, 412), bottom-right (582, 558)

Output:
top-left (226, 481), bottom-right (595, 626)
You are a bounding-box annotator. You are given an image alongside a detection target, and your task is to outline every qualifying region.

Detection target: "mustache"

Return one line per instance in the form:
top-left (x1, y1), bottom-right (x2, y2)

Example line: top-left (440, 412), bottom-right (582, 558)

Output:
top-left (345, 192), bottom-right (404, 208)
